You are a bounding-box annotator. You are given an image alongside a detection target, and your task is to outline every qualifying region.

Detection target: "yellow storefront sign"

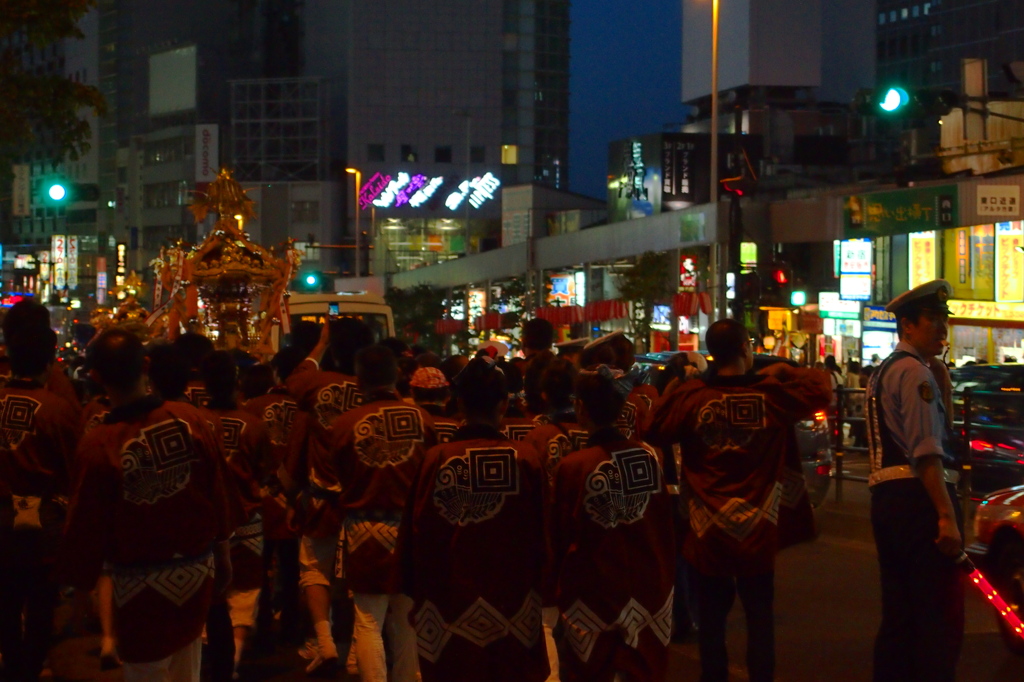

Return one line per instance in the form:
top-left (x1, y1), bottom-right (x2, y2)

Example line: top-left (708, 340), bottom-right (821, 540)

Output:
top-left (948, 299), bottom-right (1024, 322)
top-left (767, 309), bottom-right (793, 331)
top-left (909, 231), bottom-right (937, 289)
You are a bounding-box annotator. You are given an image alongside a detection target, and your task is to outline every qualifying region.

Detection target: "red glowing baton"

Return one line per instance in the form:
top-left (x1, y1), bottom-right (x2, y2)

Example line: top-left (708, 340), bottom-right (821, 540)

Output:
top-left (956, 552), bottom-right (1024, 640)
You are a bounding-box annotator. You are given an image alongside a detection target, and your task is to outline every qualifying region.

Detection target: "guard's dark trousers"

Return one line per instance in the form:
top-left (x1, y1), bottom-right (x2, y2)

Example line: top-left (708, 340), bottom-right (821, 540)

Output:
top-left (871, 479), bottom-right (964, 682)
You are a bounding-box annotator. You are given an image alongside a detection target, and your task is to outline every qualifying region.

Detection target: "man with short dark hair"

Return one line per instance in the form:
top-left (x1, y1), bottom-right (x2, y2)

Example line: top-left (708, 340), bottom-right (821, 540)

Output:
top-left (0, 300), bottom-right (80, 416)
top-left (522, 318), bottom-right (555, 358)
top-left (867, 280), bottom-right (963, 682)
top-left (332, 344), bottom-right (436, 682)
top-left (0, 324), bottom-right (80, 682)
top-left (648, 319), bottom-right (831, 682)
top-left (60, 329), bottom-right (234, 682)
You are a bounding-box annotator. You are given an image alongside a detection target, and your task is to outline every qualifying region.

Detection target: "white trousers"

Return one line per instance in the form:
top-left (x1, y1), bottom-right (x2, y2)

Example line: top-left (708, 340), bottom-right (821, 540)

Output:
top-left (352, 592), bottom-right (420, 682)
top-left (122, 637), bottom-right (202, 682)
top-left (542, 606), bottom-right (560, 682)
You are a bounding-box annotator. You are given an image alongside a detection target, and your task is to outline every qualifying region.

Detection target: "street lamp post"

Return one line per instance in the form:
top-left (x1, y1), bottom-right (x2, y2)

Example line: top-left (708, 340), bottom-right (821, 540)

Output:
top-left (710, 0), bottom-right (725, 320)
top-left (346, 166), bottom-right (362, 276)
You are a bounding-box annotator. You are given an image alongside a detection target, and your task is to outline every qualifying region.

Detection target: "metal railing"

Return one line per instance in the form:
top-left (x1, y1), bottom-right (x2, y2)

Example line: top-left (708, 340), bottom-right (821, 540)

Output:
top-left (832, 385), bottom-right (990, 523)
top-left (832, 387), bottom-right (868, 503)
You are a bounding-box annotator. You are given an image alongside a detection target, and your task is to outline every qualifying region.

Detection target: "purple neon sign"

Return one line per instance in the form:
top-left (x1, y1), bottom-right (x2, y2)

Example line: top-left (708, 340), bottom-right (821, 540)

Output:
top-left (359, 172), bottom-right (391, 210)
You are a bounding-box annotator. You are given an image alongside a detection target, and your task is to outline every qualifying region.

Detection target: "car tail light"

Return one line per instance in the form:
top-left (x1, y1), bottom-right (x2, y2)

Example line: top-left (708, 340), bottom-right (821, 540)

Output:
top-left (816, 464), bottom-right (831, 477)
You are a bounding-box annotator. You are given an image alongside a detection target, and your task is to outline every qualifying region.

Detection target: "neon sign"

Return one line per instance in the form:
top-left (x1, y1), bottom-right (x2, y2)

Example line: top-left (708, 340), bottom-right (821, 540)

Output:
top-left (410, 176), bottom-right (444, 208)
top-left (373, 173), bottom-right (410, 208)
top-left (446, 172), bottom-right (502, 211)
top-left (359, 172), bottom-right (392, 210)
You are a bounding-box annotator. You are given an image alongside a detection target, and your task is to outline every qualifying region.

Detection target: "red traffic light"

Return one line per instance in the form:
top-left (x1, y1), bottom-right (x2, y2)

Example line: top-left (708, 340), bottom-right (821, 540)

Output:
top-left (772, 269), bottom-right (788, 285)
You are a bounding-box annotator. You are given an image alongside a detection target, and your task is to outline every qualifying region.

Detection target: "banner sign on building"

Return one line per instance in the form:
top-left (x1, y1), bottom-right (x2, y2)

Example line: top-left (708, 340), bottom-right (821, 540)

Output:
top-left (863, 305), bottom-right (897, 331)
top-left (948, 299), bottom-right (1024, 323)
top-left (995, 222), bottom-right (1024, 303)
top-left (818, 292), bottom-right (861, 319)
top-left (839, 239), bottom-right (872, 301)
top-left (195, 124), bottom-right (219, 182)
top-left (844, 185), bottom-right (958, 238)
top-left (116, 242), bottom-right (127, 287)
top-left (96, 256), bottom-right (107, 304)
top-left (67, 236), bottom-right (79, 288)
top-left (909, 231), bottom-right (937, 289)
top-left (52, 236), bottom-right (67, 289)
top-left (11, 165), bottom-right (30, 217)
top-left (978, 185), bottom-right (1021, 218)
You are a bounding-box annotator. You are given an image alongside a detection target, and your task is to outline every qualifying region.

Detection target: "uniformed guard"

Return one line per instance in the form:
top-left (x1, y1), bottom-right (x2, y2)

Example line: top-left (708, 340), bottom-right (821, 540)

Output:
top-left (865, 279), bottom-right (964, 682)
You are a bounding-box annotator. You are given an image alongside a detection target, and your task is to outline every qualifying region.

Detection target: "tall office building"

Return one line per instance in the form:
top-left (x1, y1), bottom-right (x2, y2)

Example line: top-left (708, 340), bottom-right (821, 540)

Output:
top-left (3, 0), bottom-right (572, 301)
top-left (682, 0), bottom-right (875, 106)
top-left (877, 0), bottom-right (1024, 93)
top-left (2, 8), bottom-right (100, 299)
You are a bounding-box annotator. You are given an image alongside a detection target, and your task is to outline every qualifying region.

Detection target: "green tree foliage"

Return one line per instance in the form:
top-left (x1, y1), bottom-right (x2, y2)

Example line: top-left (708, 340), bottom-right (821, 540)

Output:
top-left (0, 0), bottom-right (106, 172)
top-left (385, 284), bottom-right (448, 351)
top-left (615, 251), bottom-right (675, 353)
top-left (490, 275), bottom-right (538, 351)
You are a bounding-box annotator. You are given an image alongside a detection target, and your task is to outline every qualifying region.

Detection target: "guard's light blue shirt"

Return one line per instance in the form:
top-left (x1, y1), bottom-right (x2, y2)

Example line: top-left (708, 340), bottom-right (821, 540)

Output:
top-left (878, 341), bottom-right (951, 467)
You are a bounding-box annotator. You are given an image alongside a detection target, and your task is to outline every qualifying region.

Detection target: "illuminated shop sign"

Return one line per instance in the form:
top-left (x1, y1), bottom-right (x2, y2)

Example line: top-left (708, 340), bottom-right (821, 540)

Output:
top-left (839, 239), bottom-right (873, 301)
top-left (359, 173), bottom-right (391, 210)
top-left (446, 172), bottom-right (502, 211)
top-left (358, 171), bottom-right (498, 211)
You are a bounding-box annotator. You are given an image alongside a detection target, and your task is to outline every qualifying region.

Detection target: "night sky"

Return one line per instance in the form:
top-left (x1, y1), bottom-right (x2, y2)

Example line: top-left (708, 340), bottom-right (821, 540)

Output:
top-left (569, 0), bottom-right (691, 200)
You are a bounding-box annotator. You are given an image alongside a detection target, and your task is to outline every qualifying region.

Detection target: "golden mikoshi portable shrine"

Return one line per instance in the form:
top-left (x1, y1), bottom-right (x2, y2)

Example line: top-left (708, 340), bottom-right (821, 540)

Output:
top-left (105, 169), bottom-right (300, 355)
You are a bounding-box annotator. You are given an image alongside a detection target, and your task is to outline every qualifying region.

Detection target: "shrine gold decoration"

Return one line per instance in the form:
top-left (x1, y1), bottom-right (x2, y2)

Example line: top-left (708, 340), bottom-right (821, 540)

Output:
top-left (147, 168), bottom-right (299, 355)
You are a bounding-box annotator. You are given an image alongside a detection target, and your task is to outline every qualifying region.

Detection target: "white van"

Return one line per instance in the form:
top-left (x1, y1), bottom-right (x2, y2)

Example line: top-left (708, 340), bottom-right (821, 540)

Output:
top-left (273, 292), bottom-right (395, 350)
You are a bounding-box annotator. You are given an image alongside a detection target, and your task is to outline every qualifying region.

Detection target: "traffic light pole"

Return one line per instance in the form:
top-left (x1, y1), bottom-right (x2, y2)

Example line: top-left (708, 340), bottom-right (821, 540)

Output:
top-left (728, 192), bottom-right (744, 322)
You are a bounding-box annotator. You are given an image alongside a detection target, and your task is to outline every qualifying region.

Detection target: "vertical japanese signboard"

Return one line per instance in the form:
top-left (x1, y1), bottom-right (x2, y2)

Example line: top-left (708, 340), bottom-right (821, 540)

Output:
top-left (909, 231), bottom-right (937, 289)
top-left (11, 165), bottom-right (30, 217)
top-left (995, 221), bottom-right (1024, 303)
top-left (52, 236), bottom-right (67, 289)
top-left (67, 236), bottom-right (79, 288)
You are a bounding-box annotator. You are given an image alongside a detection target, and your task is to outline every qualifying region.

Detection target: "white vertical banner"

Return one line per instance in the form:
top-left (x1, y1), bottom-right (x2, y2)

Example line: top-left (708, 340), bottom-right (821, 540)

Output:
top-left (67, 236), bottom-right (79, 288)
top-left (11, 165), bottom-right (30, 217)
top-left (52, 236), bottom-right (67, 289)
top-left (195, 124), bottom-right (219, 182)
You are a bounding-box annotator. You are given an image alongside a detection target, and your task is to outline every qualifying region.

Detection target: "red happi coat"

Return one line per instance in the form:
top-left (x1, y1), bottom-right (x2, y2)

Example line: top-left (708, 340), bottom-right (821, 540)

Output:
top-left (0, 379), bottom-right (81, 565)
top-left (616, 390), bottom-right (650, 441)
top-left (285, 360), bottom-right (362, 538)
top-left (524, 413), bottom-right (589, 481)
top-left (419, 404), bottom-right (460, 444)
top-left (400, 424), bottom-right (550, 682)
top-left (550, 429), bottom-right (676, 682)
top-left (60, 396), bottom-right (234, 663)
top-left (81, 395), bottom-right (112, 434)
top-left (207, 405), bottom-right (272, 591)
top-left (648, 370), bottom-right (831, 576)
top-left (0, 357), bottom-right (82, 422)
top-left (631, 384), bottom-right (659, 412)
top-left (244, 387), bottom-right (300, 540)
top-left (184, 377), bottom-right (211, 409)
top-left (500, 416), bottom-right (537, 442)
top-left (333, 392), bottom-right (435, 594)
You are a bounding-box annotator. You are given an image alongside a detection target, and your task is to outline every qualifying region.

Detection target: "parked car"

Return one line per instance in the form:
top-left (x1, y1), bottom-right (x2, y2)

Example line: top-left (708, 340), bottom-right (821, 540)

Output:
top-left (949, 365), bottom-right (1024, 498)
top-left (967, 485), bottom-right (1024, 655)
top-left (635, 352), bottom-right (834, 507)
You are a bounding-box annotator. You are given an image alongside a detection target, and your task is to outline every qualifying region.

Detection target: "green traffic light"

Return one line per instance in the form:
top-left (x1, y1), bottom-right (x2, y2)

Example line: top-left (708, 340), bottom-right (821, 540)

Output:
top-left (879, 87), bottom-right (909, 113)
top-left (305, 274), bottom-right (318, 286)
top-left (48, 183), bottom-right (68, 201)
